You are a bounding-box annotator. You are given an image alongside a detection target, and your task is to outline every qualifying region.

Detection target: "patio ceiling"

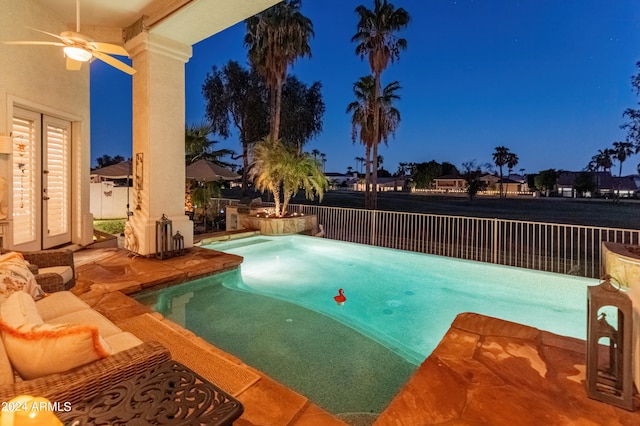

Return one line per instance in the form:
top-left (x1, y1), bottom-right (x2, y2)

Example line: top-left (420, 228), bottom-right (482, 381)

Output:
top-left (33, 0), bottom-right (281, 46)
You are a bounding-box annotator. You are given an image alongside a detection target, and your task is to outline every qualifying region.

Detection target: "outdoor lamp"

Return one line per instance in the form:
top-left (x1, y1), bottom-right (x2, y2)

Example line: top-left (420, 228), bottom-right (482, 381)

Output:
top-left (172, 231), bottom-right (185, 256)
top-left (586, 275), bottom-right (635, 411)
top-left (63, 46), bottom-right (92, 62)
top-left (155, 214), bottom-right (173, 260)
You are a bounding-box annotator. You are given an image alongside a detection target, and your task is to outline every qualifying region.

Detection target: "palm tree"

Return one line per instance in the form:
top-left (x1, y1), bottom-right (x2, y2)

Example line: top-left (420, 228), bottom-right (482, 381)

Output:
top-left (612, 141), bottom-right (634, 177)
top-left (355, 156), bottom-right (366, 173)
top-left (352, 0), bottom-right (410, 209)
top-left (184, 122), bottom-right (235, 166)
top-left (250, 137), bottom-right (327, 216)
top-left (245, 0), bottom-right (313, 145)
top-left (347, 76), bottom-right (401, 204)
top-left (589, 149), bottom-right (614, 173)
top-left (347, 76), bottom-right (376, 203)
top-left (612, 141), bottom-right (634, 200)
top-left (320, 153), bottom-right (326, 172)
top-left (506, 153), bottom-right (519, 176)
top-left (281, 152), bottom-right (328, 215)
top-left (311, 149), bottom-right (321, 161)
top-left (492, 146), bottom-right (511, 197)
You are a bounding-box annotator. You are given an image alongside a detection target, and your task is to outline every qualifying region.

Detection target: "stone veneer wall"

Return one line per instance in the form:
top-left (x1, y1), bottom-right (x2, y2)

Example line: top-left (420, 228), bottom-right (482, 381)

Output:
top-left (240, 215), bottom-right (318, 236)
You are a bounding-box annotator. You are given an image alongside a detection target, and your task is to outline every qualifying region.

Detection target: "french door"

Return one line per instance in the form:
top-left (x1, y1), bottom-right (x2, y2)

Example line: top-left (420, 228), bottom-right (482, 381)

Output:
top-left (12, 107), bottom-right (71, 250)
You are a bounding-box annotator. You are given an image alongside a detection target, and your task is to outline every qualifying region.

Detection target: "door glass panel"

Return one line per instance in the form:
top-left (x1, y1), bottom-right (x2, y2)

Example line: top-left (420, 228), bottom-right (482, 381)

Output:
top-left (44, 120), bottom-right (70, 237)
top-left (11, 114), bottom-right (38, 245)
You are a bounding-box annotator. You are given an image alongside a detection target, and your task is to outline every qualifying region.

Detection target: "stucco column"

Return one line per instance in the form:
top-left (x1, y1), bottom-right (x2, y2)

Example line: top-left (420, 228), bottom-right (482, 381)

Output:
top-left (125, 32), bottom-right (193, 256)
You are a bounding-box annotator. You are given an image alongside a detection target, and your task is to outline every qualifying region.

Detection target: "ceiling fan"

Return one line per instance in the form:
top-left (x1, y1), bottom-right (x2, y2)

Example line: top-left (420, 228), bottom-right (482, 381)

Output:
top-left (3, 0), bottom-right (136, 75)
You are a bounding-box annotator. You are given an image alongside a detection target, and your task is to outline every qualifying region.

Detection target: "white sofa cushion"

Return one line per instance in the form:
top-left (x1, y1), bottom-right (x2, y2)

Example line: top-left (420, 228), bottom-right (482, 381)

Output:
top-left (36, 291), bottom-right (91, 322)
top-left (0, 292), bottom-right (112, 380)
top-left (103, 332), bottom-right (143, 353)
top-left (38, 266), bottom-right (74, 284)
top-left (0, 291), bottom-right (43, 327)
top-left (46, 309), bottom-right (123, 338)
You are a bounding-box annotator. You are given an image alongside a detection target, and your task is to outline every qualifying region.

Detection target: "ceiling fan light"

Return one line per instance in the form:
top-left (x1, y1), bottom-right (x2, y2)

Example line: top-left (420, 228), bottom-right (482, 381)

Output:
top-left (63, 46), bottom-right (92, 62)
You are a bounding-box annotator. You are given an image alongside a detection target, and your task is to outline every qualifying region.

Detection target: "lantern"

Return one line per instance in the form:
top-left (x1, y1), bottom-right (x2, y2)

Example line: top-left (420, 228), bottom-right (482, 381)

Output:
top-left (586, 276), bottom-right (635, 411)
top-left (156, 214), bottom-right (173, 260)
top-left (173, 231), bottom-right (185, 256)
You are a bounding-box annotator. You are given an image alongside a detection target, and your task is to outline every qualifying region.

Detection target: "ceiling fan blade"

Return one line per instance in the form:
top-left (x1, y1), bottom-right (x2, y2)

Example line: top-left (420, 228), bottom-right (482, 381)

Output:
top-left (27, 27), bottom-right (67, 42)
top-left (88, 42), bottom-right (129, 57)
top-left (3, 41), bottom-right (65, 47)
top-left (92, 51), bottom-right (136, 75)
top-left (66, 57), bottom-right (83, 71)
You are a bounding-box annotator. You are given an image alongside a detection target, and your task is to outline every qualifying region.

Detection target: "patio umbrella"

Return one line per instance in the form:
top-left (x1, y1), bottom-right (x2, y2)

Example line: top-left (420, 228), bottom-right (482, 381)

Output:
top-left (185, 159), bottom-right (239, 182)
top-left (186, 160), bottom-right (238, 232)
top-left (91, 160), bottom-right (132, 180)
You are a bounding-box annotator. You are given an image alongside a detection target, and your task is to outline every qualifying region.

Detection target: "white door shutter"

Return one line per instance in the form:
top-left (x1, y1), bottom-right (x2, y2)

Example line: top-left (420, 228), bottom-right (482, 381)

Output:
top-left (43, 116), bottom-right (71, 248)
top-left (11, 110), bottom-right (40, 246)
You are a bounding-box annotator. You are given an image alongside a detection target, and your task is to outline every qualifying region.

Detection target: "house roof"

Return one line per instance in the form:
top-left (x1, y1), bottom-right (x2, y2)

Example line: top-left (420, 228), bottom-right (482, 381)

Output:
top-left (556, 171), bottom-right (639, 191)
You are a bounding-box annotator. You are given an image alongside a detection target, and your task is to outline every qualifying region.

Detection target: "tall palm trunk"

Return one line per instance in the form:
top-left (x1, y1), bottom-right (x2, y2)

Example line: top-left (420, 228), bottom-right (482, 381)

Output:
top-left (270, 79), bottom-right (283, 143)
top-left (272, 185), bottom-right (282, 216)
top-left (364, 144), bottom-right (372, 207)
top-left (370, 72), bottom-right (381, 210)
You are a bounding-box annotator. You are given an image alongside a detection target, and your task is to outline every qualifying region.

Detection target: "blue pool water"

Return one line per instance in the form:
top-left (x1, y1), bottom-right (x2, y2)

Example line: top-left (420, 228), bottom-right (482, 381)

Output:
top-left (200, 234), bottom-right (596, 365)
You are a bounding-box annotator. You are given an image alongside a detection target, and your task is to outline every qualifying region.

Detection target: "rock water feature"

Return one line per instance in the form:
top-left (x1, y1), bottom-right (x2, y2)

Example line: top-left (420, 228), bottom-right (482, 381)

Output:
top-left (226, 205), bottom-right (319, 236)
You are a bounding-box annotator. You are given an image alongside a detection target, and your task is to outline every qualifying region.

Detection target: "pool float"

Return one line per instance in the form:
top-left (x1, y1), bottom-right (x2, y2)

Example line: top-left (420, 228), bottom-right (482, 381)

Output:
top-left (334, 288), bottom-right (346, 305)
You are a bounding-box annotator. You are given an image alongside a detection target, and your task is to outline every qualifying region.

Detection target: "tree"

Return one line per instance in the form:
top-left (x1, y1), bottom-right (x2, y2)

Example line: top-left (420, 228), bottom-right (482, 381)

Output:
top-left (346, 76), bottom-right (401, 206)
top-left (507, 152), bottom-right (519, 175)
top-left (611, 141), bottom-right (634, 201)
top-left (280, 76), bottom-right (325, 153)
top-left (621, 61), bottom-right (640, 155)
top-left (185, 122), bottom-right (235, 230)
top-left (95, 154), bottom-right (126, 168)
top-left (249, 137), bottom-right (328, 217)
top-left (612, 141), bottom-right (634, 177)
top-left (202, 61), bottom-right (269, 194)
top-left (184, 122), bottom-right (235, 166)
top-left (588, 149), bottom-right (614, 173)
top-left (412, 161), bottom-right (442, 189)
top-left (245, 0), bottom-right (313, 144)
top-left (347, 76), bottom-right (376, 204)
top-left (352, 0), bottom-right (410, 209)
top-left (461, 161), bottom-right (489, 201)
top-left (573, 172), bottom-right (596, 197)
top-left (355, 156), bottom-right (366, 174)
top-left (492, 146), bottom-right (517, 198)
top-left (534, 169), bottom-right (560, 197)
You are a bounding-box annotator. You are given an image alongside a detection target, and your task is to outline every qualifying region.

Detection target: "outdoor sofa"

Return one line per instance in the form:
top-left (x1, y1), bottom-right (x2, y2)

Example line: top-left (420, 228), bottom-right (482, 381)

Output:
top-left (0, 250), bottom-right (171, 405)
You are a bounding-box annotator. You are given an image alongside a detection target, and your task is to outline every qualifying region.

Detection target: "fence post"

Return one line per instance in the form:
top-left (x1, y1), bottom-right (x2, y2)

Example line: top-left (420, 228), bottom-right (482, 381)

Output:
top-left (492, 218), bottom-right (498, 264)
top-left (370, 210), bottom-right (377, 246)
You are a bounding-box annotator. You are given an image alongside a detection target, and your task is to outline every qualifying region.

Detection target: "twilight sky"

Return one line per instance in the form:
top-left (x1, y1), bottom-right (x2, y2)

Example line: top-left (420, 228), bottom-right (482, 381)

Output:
top-left (90, 0), bottom-right (640, 176)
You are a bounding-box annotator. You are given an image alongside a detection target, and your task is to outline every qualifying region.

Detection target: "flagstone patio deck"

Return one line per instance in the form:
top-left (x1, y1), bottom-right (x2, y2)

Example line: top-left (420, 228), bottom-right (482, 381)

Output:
top-left (70, 244), bottom-right (640, 425)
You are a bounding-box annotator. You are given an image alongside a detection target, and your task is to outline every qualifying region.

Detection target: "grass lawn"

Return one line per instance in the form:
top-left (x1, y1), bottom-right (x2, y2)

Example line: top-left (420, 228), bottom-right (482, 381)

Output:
top-left (253, 190), bottom-right (640, 230)
top-left (93, 219), bottom-right (126, 235)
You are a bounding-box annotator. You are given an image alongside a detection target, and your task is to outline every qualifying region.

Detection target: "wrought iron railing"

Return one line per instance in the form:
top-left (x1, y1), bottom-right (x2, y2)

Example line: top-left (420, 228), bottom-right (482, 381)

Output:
top-left (211, 198), bottom-right (640, 278)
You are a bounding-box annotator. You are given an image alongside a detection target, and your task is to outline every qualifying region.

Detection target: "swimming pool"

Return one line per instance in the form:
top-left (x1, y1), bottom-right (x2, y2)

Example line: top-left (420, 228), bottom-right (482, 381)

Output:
top-left (204, 234), bottom-right (595, 363)
top-left (135, 234), bottom-right (597, 415)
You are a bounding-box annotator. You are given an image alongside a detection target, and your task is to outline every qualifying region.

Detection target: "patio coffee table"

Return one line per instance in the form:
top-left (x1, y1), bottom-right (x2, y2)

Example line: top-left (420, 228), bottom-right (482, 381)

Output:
top-left (58, 360), bottom-right (244, 425)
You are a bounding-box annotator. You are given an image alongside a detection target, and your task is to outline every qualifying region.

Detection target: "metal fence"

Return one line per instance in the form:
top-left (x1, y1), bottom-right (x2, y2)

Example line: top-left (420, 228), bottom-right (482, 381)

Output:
top-left (211, 198), bottom-right (640, 278)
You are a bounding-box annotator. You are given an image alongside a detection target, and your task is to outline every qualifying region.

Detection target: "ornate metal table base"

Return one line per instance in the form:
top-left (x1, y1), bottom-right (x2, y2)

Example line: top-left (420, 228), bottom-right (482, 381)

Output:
top-left (59, 360), bottom-right (244, 425)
